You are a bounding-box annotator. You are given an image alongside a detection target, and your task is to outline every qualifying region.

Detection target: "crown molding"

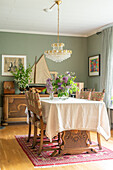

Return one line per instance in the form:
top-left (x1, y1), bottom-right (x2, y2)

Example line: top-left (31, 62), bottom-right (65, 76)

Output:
top-left (87, 22), bottom-right (113, 37)
top-left (0, 29), bottom-right (88, 37)
top-left (1, 23), bottom-right (113, 38)
top-left (87, 31), bottom-right (97, 37)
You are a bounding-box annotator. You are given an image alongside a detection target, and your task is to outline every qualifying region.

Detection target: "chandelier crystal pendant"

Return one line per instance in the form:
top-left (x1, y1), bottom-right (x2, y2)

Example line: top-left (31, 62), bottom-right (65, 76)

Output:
top-left (44, 0), bottom-right (72, 62)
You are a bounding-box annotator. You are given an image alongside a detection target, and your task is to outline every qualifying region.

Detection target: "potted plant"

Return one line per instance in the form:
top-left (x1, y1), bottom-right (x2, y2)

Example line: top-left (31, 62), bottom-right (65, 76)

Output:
top-left (11, 63), bottom-right (32, 93)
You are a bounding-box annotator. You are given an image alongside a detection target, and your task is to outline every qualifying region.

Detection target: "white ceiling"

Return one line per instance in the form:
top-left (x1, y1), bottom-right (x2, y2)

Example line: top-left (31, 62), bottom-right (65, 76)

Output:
top-left (0, 0), bottom-right (113, 37)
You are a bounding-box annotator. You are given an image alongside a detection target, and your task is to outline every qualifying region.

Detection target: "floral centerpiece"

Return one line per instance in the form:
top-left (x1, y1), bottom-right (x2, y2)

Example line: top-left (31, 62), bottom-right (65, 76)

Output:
top-left (11, 63), bottom-right (32, 93)
top-left (45, 71), bottom-right (78, 98)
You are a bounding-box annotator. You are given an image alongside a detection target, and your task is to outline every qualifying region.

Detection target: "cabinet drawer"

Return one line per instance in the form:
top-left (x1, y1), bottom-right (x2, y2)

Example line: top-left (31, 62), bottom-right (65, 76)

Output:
top-left (8, 97), bottom-right (27, 118)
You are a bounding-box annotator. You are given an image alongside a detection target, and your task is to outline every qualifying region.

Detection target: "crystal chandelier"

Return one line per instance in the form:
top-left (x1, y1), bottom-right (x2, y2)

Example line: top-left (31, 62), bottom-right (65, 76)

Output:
top-left (44, 0), bottom-right (72, 62)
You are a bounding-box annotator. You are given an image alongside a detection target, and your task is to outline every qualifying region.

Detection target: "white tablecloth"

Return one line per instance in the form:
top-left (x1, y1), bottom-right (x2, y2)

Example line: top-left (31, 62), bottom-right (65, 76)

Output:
top-left (41, 97), bottom-right (111, 142)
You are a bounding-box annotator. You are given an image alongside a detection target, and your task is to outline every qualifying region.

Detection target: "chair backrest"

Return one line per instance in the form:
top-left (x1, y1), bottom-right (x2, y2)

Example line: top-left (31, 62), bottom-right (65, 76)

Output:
top-left (79, 89), bottom-right (91, 100)
top-left (25, 90), bottom-right (42, 117)
top-left (91, 89), bottom-right (105, 101)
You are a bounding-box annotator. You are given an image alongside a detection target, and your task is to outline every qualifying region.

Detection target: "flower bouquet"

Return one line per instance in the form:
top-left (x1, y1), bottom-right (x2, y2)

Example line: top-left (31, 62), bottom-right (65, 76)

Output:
top-left (45, 71), bottom-right (78, 99)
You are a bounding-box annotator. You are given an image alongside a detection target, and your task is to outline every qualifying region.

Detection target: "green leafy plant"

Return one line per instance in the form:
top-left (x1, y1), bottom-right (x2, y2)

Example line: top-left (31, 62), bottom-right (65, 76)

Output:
top-left (11, 63), bottom-right (32, 90)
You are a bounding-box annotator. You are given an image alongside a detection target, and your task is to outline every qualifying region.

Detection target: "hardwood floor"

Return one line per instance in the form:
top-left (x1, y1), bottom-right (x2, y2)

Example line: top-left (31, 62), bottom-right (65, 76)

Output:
top-left (0, 124), bottom-right (113, 170)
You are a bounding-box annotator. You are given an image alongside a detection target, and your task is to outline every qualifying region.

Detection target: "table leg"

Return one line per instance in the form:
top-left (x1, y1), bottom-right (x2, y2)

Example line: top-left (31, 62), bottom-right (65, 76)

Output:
top-left (97, 133), bottom-right (102, 150)
top-left (59, 130), bottom-right (97, 156)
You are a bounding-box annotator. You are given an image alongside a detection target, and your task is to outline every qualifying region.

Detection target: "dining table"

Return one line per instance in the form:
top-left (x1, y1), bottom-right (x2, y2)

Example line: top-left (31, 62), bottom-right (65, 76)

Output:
top-left (40, 97), bottom-right (111, 155)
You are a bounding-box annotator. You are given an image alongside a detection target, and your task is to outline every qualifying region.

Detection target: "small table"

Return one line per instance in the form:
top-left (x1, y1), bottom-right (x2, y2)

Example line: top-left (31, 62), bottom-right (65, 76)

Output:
top-left (108, 105), bottom-right (113, 129)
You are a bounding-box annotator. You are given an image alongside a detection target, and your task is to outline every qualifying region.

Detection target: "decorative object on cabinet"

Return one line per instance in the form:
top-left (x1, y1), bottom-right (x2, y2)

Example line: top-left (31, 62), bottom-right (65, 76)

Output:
top-left (2, 55), bottom-right (26, 76)
top-left (76, 82), bottom-right (84, 92)
top-left (30, 55), bottom-right (51, 84)
top-left (88, 54), bottom-right (100, 76)
top-left (28, 85), bottom-right (46, 94)
top-left (11, 63), bottom-right (32, 93)
top-left (3, 81), bottom-right (15, 94)
top-left (76, 82), bottom-right (84, 98)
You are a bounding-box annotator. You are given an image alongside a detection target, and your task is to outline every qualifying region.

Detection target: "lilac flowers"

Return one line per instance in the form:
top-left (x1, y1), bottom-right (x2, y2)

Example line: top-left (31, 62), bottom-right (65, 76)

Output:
top-left (46, 72), bottom-right (78, 97)
top-left (63, 76), bottom-right (68, 83)
top-left (46, 78), bottom-right (54, 94)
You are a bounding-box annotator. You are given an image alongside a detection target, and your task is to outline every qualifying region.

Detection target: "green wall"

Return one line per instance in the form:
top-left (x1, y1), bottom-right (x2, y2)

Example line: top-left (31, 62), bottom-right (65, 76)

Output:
top-left (87, 34), bottom-right (102, 90)
top-left (0, 32), bottom-right (88, 106)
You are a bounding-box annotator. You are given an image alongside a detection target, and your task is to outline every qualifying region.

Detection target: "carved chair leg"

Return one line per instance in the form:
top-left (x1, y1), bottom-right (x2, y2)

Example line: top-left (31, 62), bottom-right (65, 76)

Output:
top-left (58, 133), bottom-right (60, 142)
top-left (32, 114), bottom-right (37, 148)
top-left (88, 131), bottom-right (92, 144)
top-left (97, 132), bottom-right (102, 150)
top-left (38, 129), bottom-right (44, 155)
top-left (38, 118), bottom-right (44, 155)
top-left (27, 110), bottom-right (31, 142)
top-left (27, 122), bottom-right (31, 142)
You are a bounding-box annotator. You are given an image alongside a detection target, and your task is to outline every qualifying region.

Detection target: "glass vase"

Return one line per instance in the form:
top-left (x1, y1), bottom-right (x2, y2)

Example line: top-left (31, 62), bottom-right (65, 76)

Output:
top-left (49, 92), bottom-right (54, 100)
top-left (58, 89), bottom-right (69, 100)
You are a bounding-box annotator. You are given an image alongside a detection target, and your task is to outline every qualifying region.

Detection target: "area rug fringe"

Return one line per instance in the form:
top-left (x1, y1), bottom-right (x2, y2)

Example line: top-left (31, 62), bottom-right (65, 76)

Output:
top-left (34, 162), bottom-right (88, 168)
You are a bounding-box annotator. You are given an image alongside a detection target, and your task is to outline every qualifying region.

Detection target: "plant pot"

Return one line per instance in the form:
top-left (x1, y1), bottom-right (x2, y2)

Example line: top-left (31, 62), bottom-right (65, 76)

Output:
top-left (19, 87), bottom-right (25, 94)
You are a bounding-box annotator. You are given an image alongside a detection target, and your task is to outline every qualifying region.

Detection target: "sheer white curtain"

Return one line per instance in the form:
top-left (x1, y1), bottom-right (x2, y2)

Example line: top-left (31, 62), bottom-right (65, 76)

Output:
top-left (101, 27), bottom-right (113, 107)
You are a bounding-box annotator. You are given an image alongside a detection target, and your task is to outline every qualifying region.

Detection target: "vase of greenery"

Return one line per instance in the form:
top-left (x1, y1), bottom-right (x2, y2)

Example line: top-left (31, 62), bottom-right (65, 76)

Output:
top-left (11, 63), bottom-right (32, 93)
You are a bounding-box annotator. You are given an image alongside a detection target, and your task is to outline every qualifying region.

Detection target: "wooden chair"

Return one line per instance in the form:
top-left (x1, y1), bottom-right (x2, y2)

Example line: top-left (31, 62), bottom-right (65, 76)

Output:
top-left (25, 90), bottom-right (60, 155)
top-left (25, 88), bottom-right (41, 144)
top-left (76, 88), bottom-right (92, 99)
top-left (91, 89), bottom-right (105, 101)
top-left (80, 89), bottom-right (92, 99)
top-left (89, 89), bottom-right (105, 150)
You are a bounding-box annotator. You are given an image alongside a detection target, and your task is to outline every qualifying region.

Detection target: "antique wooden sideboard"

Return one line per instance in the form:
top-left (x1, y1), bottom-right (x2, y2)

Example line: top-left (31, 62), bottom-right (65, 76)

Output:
top-left (3, 94), bottom-right (50, 124)
top-left (3, 94), bottom-right (27, 123)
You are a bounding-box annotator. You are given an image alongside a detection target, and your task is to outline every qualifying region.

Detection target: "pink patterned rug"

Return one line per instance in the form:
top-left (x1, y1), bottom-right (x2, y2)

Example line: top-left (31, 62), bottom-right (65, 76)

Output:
top-left (15, 135), bottom-right (113, 168)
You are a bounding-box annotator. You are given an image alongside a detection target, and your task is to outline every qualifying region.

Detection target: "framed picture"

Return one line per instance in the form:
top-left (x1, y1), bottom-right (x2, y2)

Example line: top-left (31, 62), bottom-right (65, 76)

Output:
top-left (88, 54), bottom-right (100, 76)
top-left (2, 55), bottom-right (26, 76)
top-left (50, 71), bottom-right (58, 79)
